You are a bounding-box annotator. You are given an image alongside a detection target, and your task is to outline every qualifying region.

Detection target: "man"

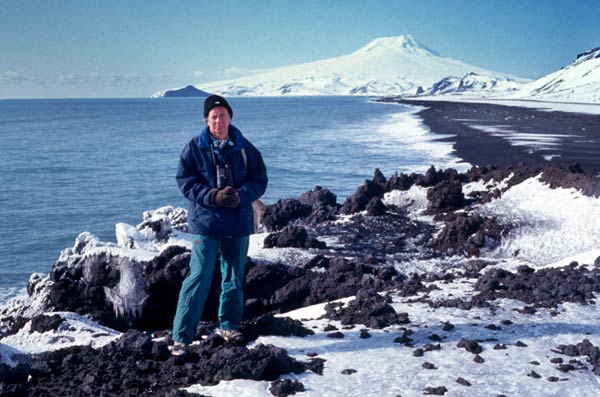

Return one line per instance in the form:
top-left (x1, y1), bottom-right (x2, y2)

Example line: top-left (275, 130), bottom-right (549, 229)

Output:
top-left (172, 95), bottom-right (267, 355)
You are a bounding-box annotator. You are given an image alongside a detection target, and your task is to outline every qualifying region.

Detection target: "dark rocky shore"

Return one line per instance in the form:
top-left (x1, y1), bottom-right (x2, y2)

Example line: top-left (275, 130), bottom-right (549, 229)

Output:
top-left (380, 98), bottom-right (600, 176)
top-left (2, 162), bottom-right (600, 396)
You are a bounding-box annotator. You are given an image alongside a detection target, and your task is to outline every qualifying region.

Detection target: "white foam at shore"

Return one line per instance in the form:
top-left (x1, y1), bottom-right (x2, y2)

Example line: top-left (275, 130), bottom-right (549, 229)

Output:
top-left (363, 103), bottom-right (472, 174)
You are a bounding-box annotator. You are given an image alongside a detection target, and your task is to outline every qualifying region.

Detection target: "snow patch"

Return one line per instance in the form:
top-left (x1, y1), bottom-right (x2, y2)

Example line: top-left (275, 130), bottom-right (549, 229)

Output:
top-left (1, 312), bottom-right (120, 355)
top-left (477, 175), bottom-right (600, 265)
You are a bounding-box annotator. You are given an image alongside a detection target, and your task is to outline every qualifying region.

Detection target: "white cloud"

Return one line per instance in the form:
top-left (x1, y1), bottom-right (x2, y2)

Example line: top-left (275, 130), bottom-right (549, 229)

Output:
top-left (0, 71), bottom-right (44, 84)
top-left (58, 72), bottom-right (176, 86)
top-left (206, 67), bottom-right (267, 81)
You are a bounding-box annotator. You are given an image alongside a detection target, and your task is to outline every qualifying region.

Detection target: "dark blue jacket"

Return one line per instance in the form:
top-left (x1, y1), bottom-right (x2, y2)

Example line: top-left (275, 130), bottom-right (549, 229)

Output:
top-left (176, 125), bottom-right (268, 239)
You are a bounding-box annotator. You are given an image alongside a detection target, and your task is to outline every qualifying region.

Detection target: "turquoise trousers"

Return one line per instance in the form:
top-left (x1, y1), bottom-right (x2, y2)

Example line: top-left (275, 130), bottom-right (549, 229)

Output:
top-left (172, 234), bottom-right (249, 344)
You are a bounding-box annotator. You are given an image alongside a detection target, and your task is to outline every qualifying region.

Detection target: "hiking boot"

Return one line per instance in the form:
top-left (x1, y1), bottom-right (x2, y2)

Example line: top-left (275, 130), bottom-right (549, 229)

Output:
top-left (216, 328), bottom-right (244, 343)
top-left (171, 342), bottom-right (190, 357)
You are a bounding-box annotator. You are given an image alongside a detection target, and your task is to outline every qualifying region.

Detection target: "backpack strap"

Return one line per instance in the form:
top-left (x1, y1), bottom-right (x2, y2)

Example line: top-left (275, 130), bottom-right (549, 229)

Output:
top-left (241, 147), bottom-right (248, 171)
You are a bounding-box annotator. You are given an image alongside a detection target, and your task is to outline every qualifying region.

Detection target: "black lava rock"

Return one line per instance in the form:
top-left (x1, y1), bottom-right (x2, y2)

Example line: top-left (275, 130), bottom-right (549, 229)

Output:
top-left (423, 385), bottom-right (448, 395)
top-left (269, 379), bottom-right (305, 396)
top-left (554, 339), bottom-right (600, 376)
top-left (426, 179), bottom-right (465, 213)
top-left (298, 186), bottom-right (337, 208)
top-left (456, 377), bottom-right (471, 386)
top-left (340, 179), bottom-right (385, 214)
top-left (29, 314), bottom-right (64, 334)
top-left (366, 197), bottom-right (387, 216)
top-left (457, 338), bottom-right (483, 355)
top-left (263, 199), bottom-right (312, 231)
top-left (263, 226), bottom-right (326, 249)
top-left (324, 289), bottom-right (409, 329)
top-left (24, 334), bottom-right (308, 397)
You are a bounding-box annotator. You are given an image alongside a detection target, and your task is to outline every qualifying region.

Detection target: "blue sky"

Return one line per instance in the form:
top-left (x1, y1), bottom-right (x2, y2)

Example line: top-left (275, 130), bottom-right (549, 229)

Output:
top-left (1, 0), bottom-right (598, 98)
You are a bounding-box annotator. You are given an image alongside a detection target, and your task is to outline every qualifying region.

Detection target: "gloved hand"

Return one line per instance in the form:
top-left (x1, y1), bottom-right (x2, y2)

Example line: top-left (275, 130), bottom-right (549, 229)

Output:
top-left (213, 186), bottom-right (240, 208)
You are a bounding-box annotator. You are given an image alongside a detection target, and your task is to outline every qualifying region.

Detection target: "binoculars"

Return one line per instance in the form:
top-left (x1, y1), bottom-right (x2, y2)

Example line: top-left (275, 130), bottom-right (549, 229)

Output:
top-left (216, 164), bottom-right (234, 189)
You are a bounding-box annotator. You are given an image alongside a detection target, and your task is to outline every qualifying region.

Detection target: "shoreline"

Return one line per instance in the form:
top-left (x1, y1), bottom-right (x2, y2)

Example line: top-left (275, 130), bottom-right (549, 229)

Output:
top-left (384, 98), bottom-right (600, 176)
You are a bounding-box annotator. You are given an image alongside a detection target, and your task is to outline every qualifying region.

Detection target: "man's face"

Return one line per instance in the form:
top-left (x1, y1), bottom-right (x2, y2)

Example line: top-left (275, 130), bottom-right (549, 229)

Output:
top-left (206, 106), bottom-right (231, 140)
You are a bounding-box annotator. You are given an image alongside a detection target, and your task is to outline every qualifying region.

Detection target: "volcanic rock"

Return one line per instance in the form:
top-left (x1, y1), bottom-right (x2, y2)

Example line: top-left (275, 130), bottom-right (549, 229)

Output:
top-left (23, 330), bottom-right (308, 397)
top-left (298, 185), bottom-right (337, 208)
top-left (474, 263), bottom-right (600, 307)
top-left (426, 179), bottom-right (465, 213)
top-left (456, 377), bottom-right (471, 386)
top-left (427, 212), bottom-right (503, 256)
top-left (324, 289), bottom-right (409, 329)
top-left (365, 197), bottom-right (387, 216)
top-left (240, 314), bottom-right (314, 341)
top-left (244, 258), bottom-right (403, 318)
top-left (29, 314), bottom-right (64, 334)
top-left (441, 322), bottom-right (455, 332)
top-left (269, 379), bottom-right (305, 396)
top-left (263, 199), bottom-right (312, 231)
top-left (340, 178), bottom-right (385, 214)
top-left (263, 226), bottom-right (326, 249)
top-left (422, 362), bottom-right (437, 370)
top-left (554, 339), bottom-right (600, 375)
top-left (457, 338), bottom-right (483, 354)
top-left (423, 385), bottom-right (448, 395)
top-left (385, 172), bottom-right (416, 191)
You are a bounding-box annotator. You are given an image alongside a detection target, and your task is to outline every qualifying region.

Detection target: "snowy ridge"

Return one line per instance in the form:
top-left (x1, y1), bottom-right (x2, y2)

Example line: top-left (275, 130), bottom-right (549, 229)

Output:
top-left (159, 35), bottom-right (526, 97)
top-left (508, 47), bottom-right (600, 103)
top-left (415, 72), bottom-right (523, 96)
top-left (399, 46), bottom-right (600, 105)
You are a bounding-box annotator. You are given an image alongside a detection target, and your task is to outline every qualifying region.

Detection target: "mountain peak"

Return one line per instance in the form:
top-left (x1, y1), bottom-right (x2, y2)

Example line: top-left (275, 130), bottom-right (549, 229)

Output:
top-left (355, 35), bottom-right (440, 56)
top-left (157, 34), bottom-right (522, 97)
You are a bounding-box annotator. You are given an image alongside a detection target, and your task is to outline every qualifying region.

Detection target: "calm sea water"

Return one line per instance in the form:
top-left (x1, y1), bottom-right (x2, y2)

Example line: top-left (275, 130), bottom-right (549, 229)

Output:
top-left (0, 96), bottom-right (467, 301)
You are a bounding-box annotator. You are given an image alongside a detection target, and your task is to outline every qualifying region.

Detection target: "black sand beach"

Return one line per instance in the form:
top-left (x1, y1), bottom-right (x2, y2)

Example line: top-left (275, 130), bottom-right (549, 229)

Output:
top-left (384, 99), bottom-right (600, 176)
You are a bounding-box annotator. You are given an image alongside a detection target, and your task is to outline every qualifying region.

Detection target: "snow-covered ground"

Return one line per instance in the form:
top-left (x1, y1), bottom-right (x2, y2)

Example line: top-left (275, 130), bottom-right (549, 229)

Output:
top-left (187, 284), bottom-right (600, 397)
top-left (3, 174), bottom-right (600, 396)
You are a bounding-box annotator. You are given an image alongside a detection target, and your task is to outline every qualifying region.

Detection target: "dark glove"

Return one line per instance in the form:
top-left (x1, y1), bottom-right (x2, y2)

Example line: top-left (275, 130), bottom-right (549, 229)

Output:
top-left (213, 186), bottom-right (240, 208)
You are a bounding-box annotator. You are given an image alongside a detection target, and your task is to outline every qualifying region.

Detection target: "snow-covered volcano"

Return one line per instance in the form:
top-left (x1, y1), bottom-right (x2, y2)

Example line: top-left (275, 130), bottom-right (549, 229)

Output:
top-left (156, 35), bottom-right (525, 97)
top-left (509, 47), bottom-right (600, 103)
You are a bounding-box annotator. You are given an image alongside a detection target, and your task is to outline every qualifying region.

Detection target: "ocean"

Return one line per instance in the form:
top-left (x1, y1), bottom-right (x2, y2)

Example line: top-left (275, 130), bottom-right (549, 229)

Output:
top-left (0, 96), bottom-right (468, 301)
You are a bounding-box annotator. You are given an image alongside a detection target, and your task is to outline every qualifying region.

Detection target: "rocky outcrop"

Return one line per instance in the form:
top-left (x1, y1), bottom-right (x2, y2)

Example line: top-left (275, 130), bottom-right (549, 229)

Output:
top-left (263, 199), bottom-right (312, 231)
top-left (263, 226), bottom-right (326, 249)
top-left (244, 257), bottom-right (403, 317)
top-left (263, 186), bottom-right (339, 231)
top-left (324, 288), bottom-right (410, 328)
top-left (554, 339), bottom-right (600, 376)
top-left (340, 178), bottom-right (385, 214)
top-left (474, 263), bottom-right (600, 307)
top-left (427, 213), bottom-right (503, 257)
top-left (24, 330), bottom-right (309, 397)
top-left (426, 262), bottom-right (600, 310)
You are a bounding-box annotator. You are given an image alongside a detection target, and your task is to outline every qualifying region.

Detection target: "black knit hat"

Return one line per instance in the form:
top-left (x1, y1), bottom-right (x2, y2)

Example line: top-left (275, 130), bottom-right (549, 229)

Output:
top-left (204, 95), bottom-right (233, 118)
